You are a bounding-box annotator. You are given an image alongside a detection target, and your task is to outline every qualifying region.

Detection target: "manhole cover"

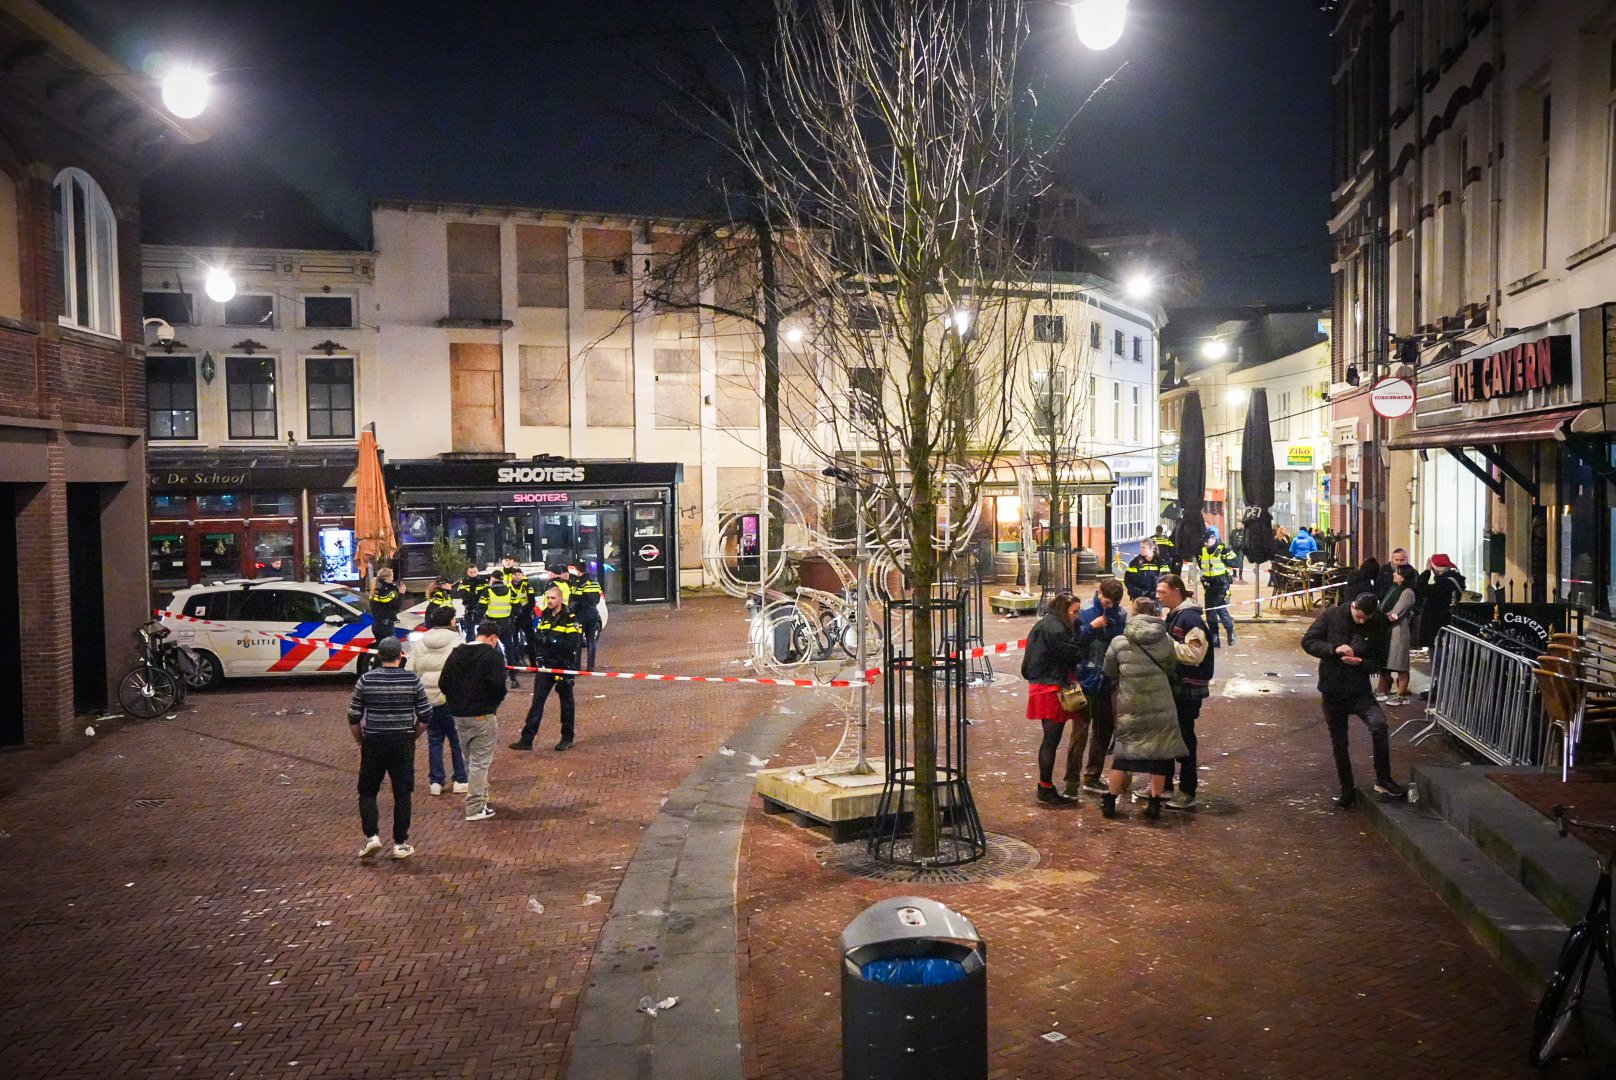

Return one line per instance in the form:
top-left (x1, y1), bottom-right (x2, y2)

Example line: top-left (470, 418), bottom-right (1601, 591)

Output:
top-left (816, 832), bottom-right (1039, 884)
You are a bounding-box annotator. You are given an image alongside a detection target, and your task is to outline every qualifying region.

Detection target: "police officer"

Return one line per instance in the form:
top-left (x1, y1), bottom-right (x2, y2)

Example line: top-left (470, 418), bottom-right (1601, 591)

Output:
top-left (457, 565), bottom-right (485, 643)
top-left (510, 584), bottom-right (583, 752)
top-left (1124, 540), bottom-right (1167, 601)
top-left (426, 578), bottom-right (458, 627)
top-left (1151, 526), bottom-right (1176, 571)
top-left (567, 563), bottom-right (606, 671)
top-left (1199, 527), bottom-right (1237, 648)
top-left (545, 563), bottom-right (572, 606)
top-left (369, 567), bottom-right (403, 642)
top-left (509, 567), bottom-right (537, 666)
top-left (479, 570), bottom-right (522, 689)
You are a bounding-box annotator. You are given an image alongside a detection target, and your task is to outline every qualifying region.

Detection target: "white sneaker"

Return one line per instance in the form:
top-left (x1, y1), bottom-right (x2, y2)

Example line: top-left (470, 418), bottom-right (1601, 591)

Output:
top-left (391, 842), bottom-right (415, 859)
top-left (358, 835), bottom-right (383, 858)
top-left (465, 806), bottom-right (496, 821)
top-left (429, 782), bottom-right (443, 796)
top-left (452, 781), bottom-right (469, 794)
top-left (1374, 693), bottom-right (1389, 703)
top-left (1165, 791), bottom-right (1198, 811)
top-left (1387, 694), bottom-right (1408, 706)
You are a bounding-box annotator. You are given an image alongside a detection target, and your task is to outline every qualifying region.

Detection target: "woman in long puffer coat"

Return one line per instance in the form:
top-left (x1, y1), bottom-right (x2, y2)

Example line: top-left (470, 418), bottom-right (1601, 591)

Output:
top-left (1101, 597), bottom-right (1190, 821)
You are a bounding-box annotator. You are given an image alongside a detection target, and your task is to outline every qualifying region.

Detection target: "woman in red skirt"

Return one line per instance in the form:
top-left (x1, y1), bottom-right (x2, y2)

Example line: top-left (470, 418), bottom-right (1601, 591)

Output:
top-left (1020, 590), bottom-right (1085, 806)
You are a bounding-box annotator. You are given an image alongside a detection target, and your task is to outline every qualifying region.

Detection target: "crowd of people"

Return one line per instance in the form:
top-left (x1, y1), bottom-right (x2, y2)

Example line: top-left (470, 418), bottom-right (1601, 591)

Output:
top-left (342, 561), bottom-right (609, 859)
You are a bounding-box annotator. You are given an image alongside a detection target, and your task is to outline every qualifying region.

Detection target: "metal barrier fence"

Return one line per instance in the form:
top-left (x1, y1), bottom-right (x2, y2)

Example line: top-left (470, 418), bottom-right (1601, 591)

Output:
top-left (1421, 625), bottom-right (1550, 766)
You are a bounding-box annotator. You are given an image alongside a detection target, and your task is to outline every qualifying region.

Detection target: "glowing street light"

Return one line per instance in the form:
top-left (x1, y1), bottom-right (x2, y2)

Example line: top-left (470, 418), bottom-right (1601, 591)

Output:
top-left (944, 308), bottom-right (973, 335)
top-left (1073, 0), bottom-right (1129, 51)
top-left (161, 67), bottom-right (211, 119)
top-left (783, 325), bottom-right (806, 346)
top-left (1201, 339), bottom-right (1230, 361)
top-left (1124, 272), bottom-right (1155, 300)
top-left (204, 267), bottom-right (237, 304)
top-left (1225, 387), bottom-right (1249, 405)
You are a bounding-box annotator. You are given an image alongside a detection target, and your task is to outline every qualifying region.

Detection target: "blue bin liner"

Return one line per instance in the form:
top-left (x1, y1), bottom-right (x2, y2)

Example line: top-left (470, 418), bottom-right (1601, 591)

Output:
top-left (858, 957), bottom-right (968, 985)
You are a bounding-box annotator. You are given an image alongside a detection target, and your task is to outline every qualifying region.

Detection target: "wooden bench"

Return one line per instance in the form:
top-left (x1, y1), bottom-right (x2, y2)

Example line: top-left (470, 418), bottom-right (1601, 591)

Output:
top-left (990, 592), bottom-right (1041, 616)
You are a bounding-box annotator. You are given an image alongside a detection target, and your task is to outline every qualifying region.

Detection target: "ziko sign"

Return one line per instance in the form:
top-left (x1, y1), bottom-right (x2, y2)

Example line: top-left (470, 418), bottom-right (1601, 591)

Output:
top-left (1449, 335), bottom-right (1571, 404)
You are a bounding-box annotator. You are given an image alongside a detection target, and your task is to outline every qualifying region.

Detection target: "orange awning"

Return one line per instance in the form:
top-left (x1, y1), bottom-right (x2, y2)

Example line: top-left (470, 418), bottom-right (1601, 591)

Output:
top-left (353, 426), bottom-right (396, 580)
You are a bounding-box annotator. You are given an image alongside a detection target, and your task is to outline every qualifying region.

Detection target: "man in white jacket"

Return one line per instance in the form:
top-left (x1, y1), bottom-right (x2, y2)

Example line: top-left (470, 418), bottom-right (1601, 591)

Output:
top-left (410, 606), bottom-right (468, 796)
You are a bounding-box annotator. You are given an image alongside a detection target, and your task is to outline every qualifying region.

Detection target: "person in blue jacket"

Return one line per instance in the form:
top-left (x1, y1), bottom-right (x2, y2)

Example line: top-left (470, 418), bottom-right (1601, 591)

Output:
top-left (1063, 578), bottom-right (1128, 797)
top-left (1289, 526), bottom-right (1320, 559)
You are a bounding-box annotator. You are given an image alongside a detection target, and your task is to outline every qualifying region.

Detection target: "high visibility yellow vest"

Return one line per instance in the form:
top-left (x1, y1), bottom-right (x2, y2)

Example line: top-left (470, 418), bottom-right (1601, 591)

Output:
top-left (482, 584), bottom-right (513, 620)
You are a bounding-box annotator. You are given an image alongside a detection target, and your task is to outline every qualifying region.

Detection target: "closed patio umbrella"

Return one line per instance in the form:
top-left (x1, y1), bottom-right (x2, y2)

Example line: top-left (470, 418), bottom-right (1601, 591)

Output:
top-left (1239, 389), bottom-right (1278, 613)
top-left (354, 425), bottom-right (396, 581)
top-left (1173, 391), bottom-right (1205, 573)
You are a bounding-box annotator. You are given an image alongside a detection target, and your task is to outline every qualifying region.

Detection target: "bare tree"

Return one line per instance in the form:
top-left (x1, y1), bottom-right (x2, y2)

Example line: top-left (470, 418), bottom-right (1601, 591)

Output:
top-left (721, 0), bottom-right (1054, 859)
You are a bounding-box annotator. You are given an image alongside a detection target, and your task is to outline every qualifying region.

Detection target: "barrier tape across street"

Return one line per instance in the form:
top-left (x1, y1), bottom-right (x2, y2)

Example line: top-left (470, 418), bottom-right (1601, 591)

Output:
top-left (155, 609), bottom-right (876, 688)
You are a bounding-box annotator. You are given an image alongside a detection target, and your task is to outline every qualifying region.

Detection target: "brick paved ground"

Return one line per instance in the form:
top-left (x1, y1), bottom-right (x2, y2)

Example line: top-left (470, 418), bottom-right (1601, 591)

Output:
top-left (0, 595), bottom-right (782, 1080)
top-left (739, 609), bottom-right (1604, 1080)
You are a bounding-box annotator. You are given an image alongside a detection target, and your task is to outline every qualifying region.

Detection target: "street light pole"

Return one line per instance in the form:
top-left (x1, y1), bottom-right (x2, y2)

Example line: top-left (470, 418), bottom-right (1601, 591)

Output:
top-left (852, 472), bottom-right (875, 775)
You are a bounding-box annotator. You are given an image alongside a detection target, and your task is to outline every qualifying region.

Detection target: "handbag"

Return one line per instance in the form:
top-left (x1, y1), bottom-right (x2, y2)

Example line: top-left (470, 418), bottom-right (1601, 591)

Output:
top-left (1057, 682), bottom-right (1088, 713)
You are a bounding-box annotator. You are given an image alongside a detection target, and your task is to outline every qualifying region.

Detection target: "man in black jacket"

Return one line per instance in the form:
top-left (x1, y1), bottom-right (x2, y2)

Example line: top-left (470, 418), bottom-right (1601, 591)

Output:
top-left (439, 621), bottom-right (509, 821)
top-left (512, 584), bottom-right (585, 752)
top-left (1302, 594), bottom-right (1407, 809)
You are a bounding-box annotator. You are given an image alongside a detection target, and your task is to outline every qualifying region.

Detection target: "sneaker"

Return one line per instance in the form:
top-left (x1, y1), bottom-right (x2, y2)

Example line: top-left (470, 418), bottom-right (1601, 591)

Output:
top-left (508, 741), bottom-right (533, 751)
top-left (452, 781), bottom-right (469, 794)
top-left (1165, 791), bottom-right (1197, 812)
top-left (465, 807), bottom-right (496, 822)
top-left (1374, 693), bottom-right (1390, 703)
top-left (553, 738), bottom-right (574, 751)
top-left (1334, 787), bottom-right (1358, 810)
top-left (429, 782), bottom-right (443, 796)
top-left (391, 842), bottom-right (415, 859)
top-left (1374, 777), bottom-right (1408, 800)
top-left (358, 835), bottom-right (383, 858)
top-left (1387, 694), bottom-right (1408, 707)
top-left (1036, 785), bottom-right (1076, 806)
top-left (1081, 779), bottom-right (1111, 796)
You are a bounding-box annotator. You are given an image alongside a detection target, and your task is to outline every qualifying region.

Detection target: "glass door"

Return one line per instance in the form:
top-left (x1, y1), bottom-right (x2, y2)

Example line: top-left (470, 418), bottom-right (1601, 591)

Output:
top-left (249, 526), bottom-right (298, 579)
top-left (578, 508), bottom-right (627, 605)
top-left (447, 512), bottom-right (499, 570)
top-left (196, 529), bottom-right (243, 583)
top-left (538, 509), bottom-right (575, 569)
top-left (629, 502), bottom-right (669, 602)
top-left (149, 530), bottom-right (192, 593)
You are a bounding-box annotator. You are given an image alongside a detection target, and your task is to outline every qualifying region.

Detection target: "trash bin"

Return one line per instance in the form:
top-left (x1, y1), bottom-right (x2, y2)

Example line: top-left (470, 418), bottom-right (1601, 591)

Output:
top-left (841, 896), bottom-right (987, 1080)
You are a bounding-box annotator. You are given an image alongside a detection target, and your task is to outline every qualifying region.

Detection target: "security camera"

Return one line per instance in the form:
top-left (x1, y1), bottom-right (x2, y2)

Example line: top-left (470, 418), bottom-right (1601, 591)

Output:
top-left (156, 322), bottom-right (175, 344)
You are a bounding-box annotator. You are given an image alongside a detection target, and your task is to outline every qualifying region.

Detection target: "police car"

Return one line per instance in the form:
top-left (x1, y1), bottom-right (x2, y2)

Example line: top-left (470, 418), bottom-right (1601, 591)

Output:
top-left (159, 579), bottom-right (419, 686)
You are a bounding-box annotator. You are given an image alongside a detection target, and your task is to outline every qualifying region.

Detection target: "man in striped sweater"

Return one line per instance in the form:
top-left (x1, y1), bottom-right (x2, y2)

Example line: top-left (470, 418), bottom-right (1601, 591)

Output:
top-left (348, 636), bottom-right (432, 859)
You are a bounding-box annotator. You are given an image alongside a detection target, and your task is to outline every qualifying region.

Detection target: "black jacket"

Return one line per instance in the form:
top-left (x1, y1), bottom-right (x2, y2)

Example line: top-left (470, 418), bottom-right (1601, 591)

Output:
top-left (1302, 603), bottom-right (1387, 700)
top-left (439, 642), bottom-right (509, 715)
top-left (534, 605), bottom-right (584, 668)
top-left (1416, 568), bottom-right (1466, 648)
top-left (1020, 612), bottom-right (1084, 684)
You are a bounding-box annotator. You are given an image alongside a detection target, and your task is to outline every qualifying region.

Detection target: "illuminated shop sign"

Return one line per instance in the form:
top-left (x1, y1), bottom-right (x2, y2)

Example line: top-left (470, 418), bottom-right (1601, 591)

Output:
top-left (1448, 335), bottom-right (1571, 404)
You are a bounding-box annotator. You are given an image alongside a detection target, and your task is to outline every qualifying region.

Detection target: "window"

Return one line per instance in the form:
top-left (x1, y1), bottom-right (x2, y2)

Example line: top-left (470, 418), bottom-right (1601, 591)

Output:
top-left (223, 294), bottom-right (274, 327)
top-left (849, 300), bottom-right (884, 331)
top-left (1133, 336), bottom-right (1143, 362)
top-left (1031, 368), bottom-right (1065, 438)
top-left (1089, 321), bottom-right (1101, 349)
top-left (146, 355), bottom-right (197, 439)
top-left (254, 492), bottom-right (298, 516)
top-left (1131, 384), bottom-right (1141, 442)
top-left (0, 169), bottom-right (18, 319)
top-left (1539, 90), bottom-right (1552, 268)
top-left (447, 221), bottom-right (502, 319)
top-left (585, 347), bottom-right (632, 426)
top-left (53, 168), bottom-right (119, 335)
top-left (1032, 314), bottom-right (1064, 343)
top-left (1276, 390), bottom-right (1293, 440)
top-left (143, 291), bottom-right (193, 326)
top-left (647, 233), bottom-right (699, 309)
top-left (1111, 381), bottom-right (1121, 438)
top-left (302, 294), bottom-right (353, 328)
top-left (850, 367), bottom-right (883, 425)
top-left (716, 352), bottom-right (758, 429)
top-left (196, 493), bottom-right (240, 517)
top-left (227, 355), bottom-right (277, 439)
top-left (1111, 474), bottom-right (1150, 544)
top-left (1113, 329), bottom-right (1125, 356)
top-left (582, 228), bottom-right (633, 311)
top-left (1607, 39), bottom-right (1616, 235)
top-left (305, 357), bottom-right (355, 439)
top-left (150, 495), bottom-right (188, 519)
top-left (1455, 133), bottom-right (1471, 304)
top-left (516, 224), bottom-right (568, 307)
top-left (519, 345), bottom-right (570, 426)
top-left (314, 492), bottom-right (355, 516)
top-left (654, 348), bottom-right (699, 428)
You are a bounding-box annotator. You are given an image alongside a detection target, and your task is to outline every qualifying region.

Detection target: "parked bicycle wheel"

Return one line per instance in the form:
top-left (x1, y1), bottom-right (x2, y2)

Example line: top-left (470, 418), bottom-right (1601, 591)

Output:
top-left (118, 665), bottom-right (179, 719)
top-left (1529, 924), bottom-right (1593, 1066)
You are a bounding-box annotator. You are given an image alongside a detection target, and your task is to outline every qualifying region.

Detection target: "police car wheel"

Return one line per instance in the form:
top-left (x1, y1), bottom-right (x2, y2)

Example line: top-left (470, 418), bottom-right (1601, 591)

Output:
top-left (189, 650), bottom-right (224, 690)
top-left (355, 653), bottom-right (374, 676)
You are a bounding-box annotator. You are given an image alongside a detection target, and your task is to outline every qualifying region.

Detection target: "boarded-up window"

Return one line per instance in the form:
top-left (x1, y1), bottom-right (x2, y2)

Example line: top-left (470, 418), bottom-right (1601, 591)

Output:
top-left (711, 240), bottom-right (758, 312)
top-left (715, 352), bottom-right (758, 429)
top-left (586, 347), bottom-right (633, 426)
top-left (447, 222), bottom-right (502, 319)
top-left (647, 233), bottom-right (699, 309)
top-left (516, 225), bottom-right (568, 308)
top-left (519, 345), bottom-right (569, 426)
top-left (678, 473), bottom-right (702, 569)
top-left (781, 349), bottom-right (818, 422)
top-left (582, 228), bottom-right (632, 311)
top-left (653, 348), bottom-right (699, 429)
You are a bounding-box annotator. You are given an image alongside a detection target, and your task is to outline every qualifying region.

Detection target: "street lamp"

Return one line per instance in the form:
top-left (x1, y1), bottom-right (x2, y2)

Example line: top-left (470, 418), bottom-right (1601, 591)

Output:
top-left (160, 67), bottom-right (211, 119)
top-left (783, 324), bottom-right (806, 346)
top-left (944, 308), bottom-right (973, 335)
top-left (823, 465), bottom-right (875, 775)
top-left (1201, 339), bottom-right (1230, 361)
top-left (204, 267), bottom-right (237, 304)
top-left (1072, 0), bottom-right (1129, 50)
top-left (1124, 272), bottom-right (1155, 300)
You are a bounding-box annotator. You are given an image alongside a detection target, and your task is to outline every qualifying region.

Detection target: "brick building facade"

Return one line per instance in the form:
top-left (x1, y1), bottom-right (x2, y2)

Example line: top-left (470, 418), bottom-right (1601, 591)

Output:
top-left (0, 1), bottom-right (200, 744)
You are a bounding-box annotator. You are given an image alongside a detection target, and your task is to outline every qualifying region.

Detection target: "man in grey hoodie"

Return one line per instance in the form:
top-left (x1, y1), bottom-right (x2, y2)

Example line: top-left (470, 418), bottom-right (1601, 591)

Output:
top-left (409, 606), bottom-right (468, 797)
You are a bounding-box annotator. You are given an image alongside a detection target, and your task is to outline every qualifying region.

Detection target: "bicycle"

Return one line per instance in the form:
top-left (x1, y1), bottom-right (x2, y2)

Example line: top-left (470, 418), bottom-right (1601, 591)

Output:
top-left (1528, 805), bottom-right (1616, 1066)
top-left (116, 621), bottom-right (199, 718)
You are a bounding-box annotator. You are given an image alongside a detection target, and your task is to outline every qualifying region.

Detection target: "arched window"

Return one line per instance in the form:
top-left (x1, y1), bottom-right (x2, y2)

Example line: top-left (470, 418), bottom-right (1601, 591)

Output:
top-left (53, 167), bottom-right (119, 335)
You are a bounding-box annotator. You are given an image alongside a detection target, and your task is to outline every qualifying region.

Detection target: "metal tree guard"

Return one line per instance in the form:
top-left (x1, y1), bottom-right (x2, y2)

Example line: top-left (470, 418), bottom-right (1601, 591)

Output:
top-left (869, 590), bottom-right (987, 867)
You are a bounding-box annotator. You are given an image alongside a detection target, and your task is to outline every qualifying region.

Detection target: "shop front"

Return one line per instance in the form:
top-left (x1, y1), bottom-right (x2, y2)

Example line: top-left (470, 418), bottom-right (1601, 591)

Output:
top-left (975, 460), bottom-right (1117, 583)
top-left (387, 459), bottom-right (682, 606)
top-left (1387, 306), bottom-right (1616, 610)
top-left (146, 453), bottom-right (359, 601)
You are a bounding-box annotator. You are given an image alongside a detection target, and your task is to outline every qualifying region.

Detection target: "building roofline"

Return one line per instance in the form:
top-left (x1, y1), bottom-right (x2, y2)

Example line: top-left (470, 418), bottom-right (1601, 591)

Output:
top-left (372, 197), bottom-right (701, 231)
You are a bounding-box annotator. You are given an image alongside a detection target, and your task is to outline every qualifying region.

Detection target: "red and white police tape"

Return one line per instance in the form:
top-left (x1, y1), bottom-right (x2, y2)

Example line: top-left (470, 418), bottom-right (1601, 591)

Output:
top-left (154, 609), bottom-right (876, 688)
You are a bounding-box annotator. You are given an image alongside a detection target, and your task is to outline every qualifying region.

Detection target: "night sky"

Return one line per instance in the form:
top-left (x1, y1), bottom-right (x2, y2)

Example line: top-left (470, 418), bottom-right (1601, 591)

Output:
top-left (60, 0), bottom-right (1332, 305)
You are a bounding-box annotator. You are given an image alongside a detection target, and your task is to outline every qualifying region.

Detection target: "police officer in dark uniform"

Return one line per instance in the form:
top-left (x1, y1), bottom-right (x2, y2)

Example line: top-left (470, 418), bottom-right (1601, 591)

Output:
top-left (567, 563), bottom-right (605, 671)
top-left (479, 570), bottom-right (521, 689)
top-left (457, 565), bottom-right (484, 643)
top-left (509, 567), bottom-right (537, 666)
top-left (510, 583), bottom-right (584, 752)
top-left (1151, 526), bottom-right (1176, 572)
top-left (369, 567), bottom-right (403, 642)
top-left (1124, 540), bottom-right (1169, 601)
top-left (426, 578), bottom-right (457, 627)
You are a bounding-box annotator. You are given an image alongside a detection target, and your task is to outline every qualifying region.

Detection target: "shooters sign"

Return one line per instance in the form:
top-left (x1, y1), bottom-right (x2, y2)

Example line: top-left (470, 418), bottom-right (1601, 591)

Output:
top-left (1448, 335), bottom-right (1571, 405)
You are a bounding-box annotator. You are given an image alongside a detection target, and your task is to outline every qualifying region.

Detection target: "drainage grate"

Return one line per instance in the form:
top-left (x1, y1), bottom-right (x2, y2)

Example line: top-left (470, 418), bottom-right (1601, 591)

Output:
top-left (816, 832), bottom-right (1039, 884)
top-left (130, 797), bottom-right (172, 808)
